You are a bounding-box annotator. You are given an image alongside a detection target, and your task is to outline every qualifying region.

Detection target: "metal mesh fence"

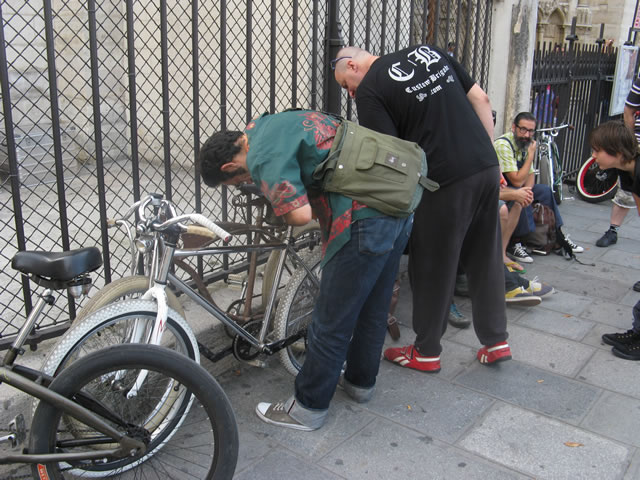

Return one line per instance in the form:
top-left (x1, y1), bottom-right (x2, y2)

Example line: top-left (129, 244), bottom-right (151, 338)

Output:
top-left (0, 0), bottom-right (492, 346)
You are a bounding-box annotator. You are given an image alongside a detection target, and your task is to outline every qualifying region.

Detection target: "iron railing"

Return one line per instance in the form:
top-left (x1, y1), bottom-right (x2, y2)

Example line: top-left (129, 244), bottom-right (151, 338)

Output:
top-left (0, 0), bottom-right (492, 347)
top-left (530, 41), bottom-right (618, 179)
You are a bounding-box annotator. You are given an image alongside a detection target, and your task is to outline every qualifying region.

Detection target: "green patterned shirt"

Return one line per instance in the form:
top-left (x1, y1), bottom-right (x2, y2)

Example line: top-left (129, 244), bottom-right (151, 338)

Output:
top-left (244, 110), bottom-right (380, 265)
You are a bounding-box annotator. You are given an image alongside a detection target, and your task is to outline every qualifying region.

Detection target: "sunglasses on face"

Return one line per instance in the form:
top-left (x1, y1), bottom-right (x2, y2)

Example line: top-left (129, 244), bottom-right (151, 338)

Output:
top-left (330, 56), bottom-right (352, 70)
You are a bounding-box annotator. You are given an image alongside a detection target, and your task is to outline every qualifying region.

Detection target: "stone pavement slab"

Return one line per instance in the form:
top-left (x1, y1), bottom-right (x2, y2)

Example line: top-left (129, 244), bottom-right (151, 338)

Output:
top-left (459, 403), bottom-right (632, 480)
top-left (455, 361), bottom-right (600, 423)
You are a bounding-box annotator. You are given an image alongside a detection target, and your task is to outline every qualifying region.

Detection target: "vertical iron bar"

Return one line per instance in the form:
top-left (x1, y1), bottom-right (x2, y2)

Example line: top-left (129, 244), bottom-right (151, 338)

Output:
top-left (471, 0), bottom-right (480, 77)
top-left (409, 0), bottom-right (415, 43)
top-left (192, 0), bottom-right (204, 278)
top-left (365, 0), bottom-right (371, 51)
top-left (292, 0), bottom-right (298, 107)
top-left (395, 0), bottom-right (401, 51)
top-left (380, 0), bottom-right (387, 55)
top-left (444, 0), bottom-right (452, 48)
top-left (433, 0), bottom-right (441, 45)
top-left (220, 0), bottom-right (229, 271)
top-left (270, 0), bottom-right (276, 113)
top-left (87, 0), bottom-right (112, 283)
top-left (43, 0), bottom-right (70, 251)
top-left (421, 0), bottom-right (427, 44)
top-left (0, 2), bottom-right (31, 313)
top-left (192, 0), bottom-right (200, 211)
top-left (346, 0), bottom-right (355, 119)
top-left (159, 0), bottom-right (172, 200)
top-left (125, 0), bottom-right (140, 203)
top-left (246, 0), bottom-right (253, 122)
top-left (311, 0), bottom-right (319, 109)
top-left (325, 0), bottom-right (342, 113)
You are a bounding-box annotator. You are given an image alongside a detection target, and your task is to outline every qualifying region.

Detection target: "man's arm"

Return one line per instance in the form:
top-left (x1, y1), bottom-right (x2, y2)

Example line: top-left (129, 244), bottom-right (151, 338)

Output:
top-left (624, 105), bottom-right (636, 131)
top-left (283, 204), bottom-right (312, 226)
top-left (504, 140), bottom-right (536, 188)
top-left (466, 84), bottom-right (494, 140)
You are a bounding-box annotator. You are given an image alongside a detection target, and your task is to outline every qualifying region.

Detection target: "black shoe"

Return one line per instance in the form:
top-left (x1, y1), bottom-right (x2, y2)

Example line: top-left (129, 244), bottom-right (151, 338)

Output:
top-left (596, 229), bottom-right (617, 247)
top-left (612, 339), bottom-right (640, 360)
top-left (602, 329), bottom-right (640, 349)
top-left (634, 281), bottom-right (640, 293)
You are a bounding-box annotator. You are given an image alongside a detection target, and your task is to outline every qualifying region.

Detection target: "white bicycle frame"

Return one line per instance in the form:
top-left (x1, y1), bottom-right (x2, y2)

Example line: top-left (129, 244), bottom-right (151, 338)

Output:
top-left (112, 195), bottom-right (233, 397)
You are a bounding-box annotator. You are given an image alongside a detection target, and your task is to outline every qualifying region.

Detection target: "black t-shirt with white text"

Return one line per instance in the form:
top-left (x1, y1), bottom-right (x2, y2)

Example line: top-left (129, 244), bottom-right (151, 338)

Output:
top-left (355, 45), bottom-right (498, 187)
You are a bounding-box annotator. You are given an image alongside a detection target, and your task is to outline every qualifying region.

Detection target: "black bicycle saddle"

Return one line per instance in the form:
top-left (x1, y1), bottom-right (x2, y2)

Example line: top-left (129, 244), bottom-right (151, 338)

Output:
top-left (12, 247), bottom-right (102, 282)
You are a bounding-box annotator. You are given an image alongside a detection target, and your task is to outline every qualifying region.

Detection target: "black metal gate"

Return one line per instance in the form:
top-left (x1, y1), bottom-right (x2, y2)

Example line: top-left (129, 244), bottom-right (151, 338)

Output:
top-left (530, 41), bottom-right (618, 179)
top-left (0, 0), bottom-right (492, 347)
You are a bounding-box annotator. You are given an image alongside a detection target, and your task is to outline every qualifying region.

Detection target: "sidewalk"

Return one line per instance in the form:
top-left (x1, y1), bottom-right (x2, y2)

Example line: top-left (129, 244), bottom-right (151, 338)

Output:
top-left (220, 191), bottom-right (640, 480)
top-left (2, 190), bottom-right (640, 479)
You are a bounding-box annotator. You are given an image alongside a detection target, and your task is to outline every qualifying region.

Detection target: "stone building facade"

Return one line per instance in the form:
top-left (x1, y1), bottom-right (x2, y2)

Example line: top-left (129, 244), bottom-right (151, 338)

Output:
top-left (536, 0), bottom-right (638, 48)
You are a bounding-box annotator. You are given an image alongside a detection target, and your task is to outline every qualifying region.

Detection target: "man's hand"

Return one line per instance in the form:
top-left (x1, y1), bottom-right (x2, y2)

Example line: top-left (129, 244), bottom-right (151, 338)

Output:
top-left (513, 186), bottom-right (534, 207)
top-left (527, 140), bottom-right (537, 160)
top-left (499, 186), bottom-right (533, 207)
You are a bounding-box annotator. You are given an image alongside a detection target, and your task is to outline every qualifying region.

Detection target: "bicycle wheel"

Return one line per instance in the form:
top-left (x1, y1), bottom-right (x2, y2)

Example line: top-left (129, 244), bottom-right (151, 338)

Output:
top-left (550, 141), bottom-right (563, 205)
top-left (576, 156), bottom-right (619, 203)
top-left (537, 150), bottom-right (556, 197)
top-left (274, 249), bottom-right (322, 376)
top-left (42, 299), bottom-right (198, 378)
top-left (29, 344), bottom-right (238, 479)
top-left (261, 221), bottom-right (321, 310)
top-left (76, 275), bottom-right (185, 323)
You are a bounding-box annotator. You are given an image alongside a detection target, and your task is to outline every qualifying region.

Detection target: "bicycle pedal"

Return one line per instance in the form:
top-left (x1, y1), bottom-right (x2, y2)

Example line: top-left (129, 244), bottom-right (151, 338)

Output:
top-left (227, 273), bottom-right (247, 291)
top-left (1, 414), bottom-right (26, 448)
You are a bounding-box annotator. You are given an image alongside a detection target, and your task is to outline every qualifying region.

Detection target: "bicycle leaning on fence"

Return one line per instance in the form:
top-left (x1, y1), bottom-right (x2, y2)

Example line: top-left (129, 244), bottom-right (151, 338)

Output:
top-left (41, 191), bottom-right (323, 382)
top-left (0, 246), bottom-right (238, 479)
top-left (534, 123), bottom-right (573, 205)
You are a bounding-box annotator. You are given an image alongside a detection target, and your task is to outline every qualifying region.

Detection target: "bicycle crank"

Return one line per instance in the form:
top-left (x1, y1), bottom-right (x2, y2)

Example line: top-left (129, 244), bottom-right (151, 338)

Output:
top-left (232, 319), bottom-right (267, 367)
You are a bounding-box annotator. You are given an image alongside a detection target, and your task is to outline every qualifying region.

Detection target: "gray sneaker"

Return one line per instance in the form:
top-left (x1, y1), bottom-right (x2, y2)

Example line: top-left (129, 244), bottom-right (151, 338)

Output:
top-left (255, 397), bottom-right (323, 431)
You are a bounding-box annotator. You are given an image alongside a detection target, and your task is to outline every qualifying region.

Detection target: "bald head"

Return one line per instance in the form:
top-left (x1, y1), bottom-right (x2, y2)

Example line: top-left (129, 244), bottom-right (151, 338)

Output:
top-left (333, 46), bottom-right (378, 98)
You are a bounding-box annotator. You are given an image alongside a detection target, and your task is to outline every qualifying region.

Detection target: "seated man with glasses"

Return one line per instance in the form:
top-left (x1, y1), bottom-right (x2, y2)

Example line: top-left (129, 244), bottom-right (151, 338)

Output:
top-left (494, 111), bottom-right (583, 262)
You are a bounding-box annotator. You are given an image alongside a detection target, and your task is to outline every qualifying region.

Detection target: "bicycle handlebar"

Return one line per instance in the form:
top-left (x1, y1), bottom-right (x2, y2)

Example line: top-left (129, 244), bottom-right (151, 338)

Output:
top-left (109, 194), bottom-right (233, 243)
top-left (536, 124), bottom-right (572, 136)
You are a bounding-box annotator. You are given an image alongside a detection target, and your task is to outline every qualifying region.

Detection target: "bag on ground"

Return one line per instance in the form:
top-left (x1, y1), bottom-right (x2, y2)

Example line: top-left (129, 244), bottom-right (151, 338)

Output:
top-left (524, 202), bottom-right (557, 253)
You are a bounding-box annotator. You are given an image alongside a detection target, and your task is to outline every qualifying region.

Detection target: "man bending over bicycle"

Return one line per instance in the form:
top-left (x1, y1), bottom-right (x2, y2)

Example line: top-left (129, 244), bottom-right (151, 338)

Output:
top-left (198, 109), bottom-right (414, 431)
top-left (494, 111), bottom-right (583, 261)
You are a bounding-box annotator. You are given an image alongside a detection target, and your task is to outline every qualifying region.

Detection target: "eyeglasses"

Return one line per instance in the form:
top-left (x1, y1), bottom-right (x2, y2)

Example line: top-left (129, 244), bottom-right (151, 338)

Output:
top-left (330, 56), bottom-right (352, 70)
top-left (515, 125), bottom-right (536, 135)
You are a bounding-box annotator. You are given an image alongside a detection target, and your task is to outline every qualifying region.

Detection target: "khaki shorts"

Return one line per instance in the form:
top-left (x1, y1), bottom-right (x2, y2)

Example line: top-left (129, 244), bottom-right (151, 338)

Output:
top-left (613, 179), bottom-right (635, 208)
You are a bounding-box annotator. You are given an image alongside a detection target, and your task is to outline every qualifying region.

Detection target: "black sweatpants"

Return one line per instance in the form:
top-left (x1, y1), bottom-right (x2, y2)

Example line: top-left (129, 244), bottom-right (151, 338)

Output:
top-left (408, 165), bottom-right (507, 356)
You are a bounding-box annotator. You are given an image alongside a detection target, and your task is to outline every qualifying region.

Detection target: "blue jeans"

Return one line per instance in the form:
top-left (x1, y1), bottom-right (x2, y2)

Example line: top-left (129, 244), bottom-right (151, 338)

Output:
top-left (514, 183), bottom-right (564, 237)
top-left (293, 215), bottom-right (413, 414)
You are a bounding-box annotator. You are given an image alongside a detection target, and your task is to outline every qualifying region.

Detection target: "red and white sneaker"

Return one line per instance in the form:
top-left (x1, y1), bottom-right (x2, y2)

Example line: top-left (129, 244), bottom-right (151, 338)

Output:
top-left (383, 345), bottom-right (441, 373)
top-left (477, 341), bottom-right (512, 365)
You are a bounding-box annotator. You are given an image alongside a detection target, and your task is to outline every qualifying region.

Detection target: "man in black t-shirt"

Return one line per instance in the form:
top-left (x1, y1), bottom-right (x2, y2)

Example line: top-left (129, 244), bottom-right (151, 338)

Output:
top-left (333, 45), bottom-right (510, 372)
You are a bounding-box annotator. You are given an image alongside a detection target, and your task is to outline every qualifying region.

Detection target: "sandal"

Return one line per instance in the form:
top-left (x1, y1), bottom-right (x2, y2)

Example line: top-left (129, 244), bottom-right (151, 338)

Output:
top-left (505, 261), bottom-right (526, 274)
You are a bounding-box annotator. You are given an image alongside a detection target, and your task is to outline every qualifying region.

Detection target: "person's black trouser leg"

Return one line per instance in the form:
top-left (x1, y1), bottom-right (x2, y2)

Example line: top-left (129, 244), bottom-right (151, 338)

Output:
top-left (409, 166), bottom-right (508, 356)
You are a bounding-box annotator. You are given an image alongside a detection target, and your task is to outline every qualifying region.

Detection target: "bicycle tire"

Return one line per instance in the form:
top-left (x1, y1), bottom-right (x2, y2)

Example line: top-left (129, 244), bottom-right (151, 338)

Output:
top-left (42, 299), bottom-right (198, 379)
top-left (29, 344), bottom-right (238, 479)
top-left (261, 221), bottom-right (321, 310)
top-left (274, 249), bottom-right (323, 376)
top-left (76, 275), bottom-right (185, 323)
top-left (576, 156), bottom-right (619, 203)
top-left (550, 141), bottom-right (563, 205)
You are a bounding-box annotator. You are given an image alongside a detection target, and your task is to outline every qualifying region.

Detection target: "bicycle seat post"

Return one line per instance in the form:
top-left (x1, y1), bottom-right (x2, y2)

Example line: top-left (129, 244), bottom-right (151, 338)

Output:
top-left (3, 286), bottom-right (54, 367)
